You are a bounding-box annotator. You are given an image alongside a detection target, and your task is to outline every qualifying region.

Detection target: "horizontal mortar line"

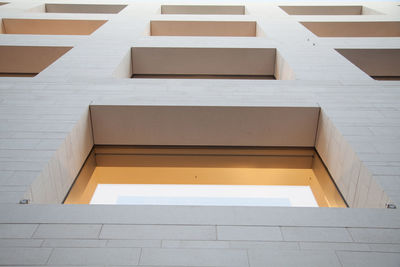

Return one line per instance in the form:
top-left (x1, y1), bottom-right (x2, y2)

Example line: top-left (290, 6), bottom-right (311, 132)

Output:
top-left (94, 153), bottom-right (314, 158)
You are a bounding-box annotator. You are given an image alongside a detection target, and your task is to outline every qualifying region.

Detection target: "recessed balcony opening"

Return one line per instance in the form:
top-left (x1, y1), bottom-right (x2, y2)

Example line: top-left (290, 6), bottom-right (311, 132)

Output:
top-left (280, 5), bottom-right (379, 15)
top-left (301, 21), bottom-right (400, 37)
top-left (0, 46), bottom-right (72, 77)
top-left (32, 3), bottom-right (127, 14)
top-left (61, 106), bottom-right (345, 207)
top-left (0, 2), bottom-right (8, 6)
top-left (0, 19), bottom-right (107, 35)
top-left (161, 5), bottom-right (245, 15)
top-left (336, 49), bottom-right (400, 80)
top-left (150, 21), bottom-right (259, 37)
top-left (114, 47), bottom-right (294, 80)
top-left (65, 146), bottom-right (346, 208)
top-left (62, 106), bottom-right (344, 207)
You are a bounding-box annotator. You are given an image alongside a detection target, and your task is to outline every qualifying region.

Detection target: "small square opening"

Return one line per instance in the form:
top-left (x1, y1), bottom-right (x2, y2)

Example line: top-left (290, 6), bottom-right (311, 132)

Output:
top-left (0, 46), bottom-right (72, 77)
top-left (114, 47), bottom-right (294, 80)
top-left (301, 21), bottom-right (400, 37)
top-left (336, 49), bottom-right (400, 80)
top-left (31, 3), bottom-right (127, 14)
top-left (0, 19), bottom-right (107, 35)
top-left (280, 5), bottom-right (379, 15)
top-left (161, 5), bottom-right (245, 15)
top-left (150, 21), bottom-right (259, 37)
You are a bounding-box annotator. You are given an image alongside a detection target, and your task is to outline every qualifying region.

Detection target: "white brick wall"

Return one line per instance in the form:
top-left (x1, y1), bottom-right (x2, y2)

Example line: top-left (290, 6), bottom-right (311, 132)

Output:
top-left (0, 0), bottom-right (399, 265)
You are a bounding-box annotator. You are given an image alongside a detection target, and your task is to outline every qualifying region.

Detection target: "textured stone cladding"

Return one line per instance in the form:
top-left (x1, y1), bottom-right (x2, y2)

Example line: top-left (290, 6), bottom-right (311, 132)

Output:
top-left (0, 0), bottom-right (399, 266)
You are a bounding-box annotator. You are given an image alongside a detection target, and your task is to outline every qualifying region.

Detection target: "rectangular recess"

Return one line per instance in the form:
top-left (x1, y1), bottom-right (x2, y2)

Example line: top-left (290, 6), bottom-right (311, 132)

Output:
top-left (0, 46), bottom-right (72, 77)
top-left (64, 146), bottom-right (346, 208)
top-left (89, 106), bottom-right (320, 147)
top-left (1, 19), bottom-right (107, 35)
top-left (161, 5), bottom-right (245, 15)
top-left (336, 49), bottom-right (400, 80)
top-left (45, 3), bottom-right (127, 14)
top-left (280, 6), bottom-right (364, 15)
top-left (130, 47), bottom-right (276, 79)
top-left (150, 21), bottom-right (257, 37)
top-left (301, 21), bottom-right (400, 37)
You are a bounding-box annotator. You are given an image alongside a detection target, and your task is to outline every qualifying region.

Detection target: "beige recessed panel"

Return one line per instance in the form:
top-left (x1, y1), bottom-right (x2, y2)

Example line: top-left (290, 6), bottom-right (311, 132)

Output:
top-left (161, 5), bottom-right (245, 15)
top-left (90, 106), bottom-right (320, 147)
top-left (131, 47), bottom-right (276, 77)
top-left (45, 4), bottom-right (127, 14)
top-left (336, 49), bottom-right (400, 79)
top-left (150, 21), bottom-right (257, 37)
top-left (301, 22), bottom-right (400, 37)
top-left (280, 6), bottom-right (363, 15)
top-left (0, 46), bottom-right (72, 75)
top-left (2, 19), bottom-right (107, 35)
top-left (64, 146), bottom-right (346, 208)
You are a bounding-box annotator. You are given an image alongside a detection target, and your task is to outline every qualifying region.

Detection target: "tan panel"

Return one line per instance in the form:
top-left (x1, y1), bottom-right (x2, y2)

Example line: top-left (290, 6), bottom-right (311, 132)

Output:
top-left (45, 4), bottom-right (127, 14)
top-left (301, 22), bottom-right (400, 37)
top-left (0, 46), bottom-right (72, 74)
top-left (312, 154), bottom-right (347, 207)
top-left (64, 146), bottom-right (345, 207)
top-left (150, 21), bottom-right (256, 37)
top-left (336, 49), bottom-right (400, 77)
top-left (161, 5), bottom-right (245, 15)
top-left (3, 19), bottom-right (107, 35)
top-left (280, 6), bottom-right (363, 15)
top-left (90, 106), bottom-right (320, 147)
top-left (95, 146), bottom-right (314, 168)
top-left (63, 151), bottom-right (96, 204)
top-left (131, 74), bottom-right (275, 79)
top-left (131, 47), bottom-right (276, 76)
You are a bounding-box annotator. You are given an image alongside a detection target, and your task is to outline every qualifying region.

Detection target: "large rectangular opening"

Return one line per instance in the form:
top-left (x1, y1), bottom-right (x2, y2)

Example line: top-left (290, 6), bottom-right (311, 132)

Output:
top-left (150, 21), bottom-right (258, 37)
top-left (280, 5), bottom-right (378, 15)
top-left (336, 49), bottom-right (400, 80)
top-left (301, 22), bottom-right (400, 37)
top-left (0, 46), bottom-right (72, 77)
top-left (0, 19), bottom-right (107, 35)
top-left (63, 105), bottom-right (346, 207)
top-left (122, 47), bottom-right (294, 80)
top-left (161, 5), bottom-right (245, 15)
top-left (65, 146), bottom-right (346, 208)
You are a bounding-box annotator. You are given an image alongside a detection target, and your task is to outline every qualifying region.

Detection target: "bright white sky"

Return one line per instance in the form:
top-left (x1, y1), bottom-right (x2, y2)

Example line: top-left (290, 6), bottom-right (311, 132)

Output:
top-left (90, 184), bottom-right (319, 207)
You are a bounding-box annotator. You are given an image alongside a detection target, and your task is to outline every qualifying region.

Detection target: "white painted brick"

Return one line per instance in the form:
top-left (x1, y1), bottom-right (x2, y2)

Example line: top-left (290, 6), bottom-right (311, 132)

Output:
top-left (0, 247), bottom-right (52, 265)
top-left (349, 228), bottom-right (400, 244)
top-left (162, 240), bottom-right (230, 249)
top-left (33, 224), bottom-right (102, 239)
top-left (0, 224), bottom-right (38, 238)
top-left (100, 225), bottom-right (216, 240)
top-left (140, 248), bottom-right (249, 266)
top-left (368, 243), bottom-right (400, 252)
top-left (299, 242), bottom-right (370, 251)
top-left (42, 239), bottom-right (107, 247)
top-left (217, 226), bottom-right (282, 241)
top-left (230, 241), bottom-right (299, 250)
top-left (337, 251), bottom-right (400, 267)
top-left (248, 248), bottom-right (342, 267)
top-left (0, 238), bottom-right (43, 247)
top-left (281, 227), bottom-right (352, 242)
top-left (48, 247), bottom-right (140, 265)
top-left (107, 239), bottom-right (161, 248)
